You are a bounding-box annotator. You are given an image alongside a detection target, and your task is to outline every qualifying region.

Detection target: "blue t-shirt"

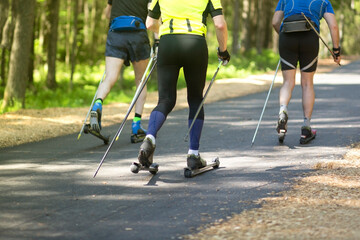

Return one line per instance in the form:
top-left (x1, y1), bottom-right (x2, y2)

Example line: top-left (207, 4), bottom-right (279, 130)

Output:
top-left (275, 0), bottom-right (335, 32)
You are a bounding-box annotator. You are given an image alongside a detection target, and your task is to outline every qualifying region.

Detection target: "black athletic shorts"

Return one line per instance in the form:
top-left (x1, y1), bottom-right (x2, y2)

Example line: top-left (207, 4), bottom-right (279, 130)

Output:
top-left (105, 30), bottom-right (150, 66)
top-left (279, 30), bottom-right (319, 72)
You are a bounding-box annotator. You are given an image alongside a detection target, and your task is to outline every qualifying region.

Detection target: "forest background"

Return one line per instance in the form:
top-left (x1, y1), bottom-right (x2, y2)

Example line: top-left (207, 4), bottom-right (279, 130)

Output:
top-left (0, 0), bottom-right (359, 113)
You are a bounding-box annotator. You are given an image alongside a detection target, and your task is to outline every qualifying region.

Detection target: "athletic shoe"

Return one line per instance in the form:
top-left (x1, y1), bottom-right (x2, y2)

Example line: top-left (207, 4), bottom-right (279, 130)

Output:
top-left (131, 121), bottom-right (147, 143)
top-left (187, 154), bottom-right (207, 170)
top-left (300, 126), bottom-right (316, 144)
top-left (90, 102), bottom-right (102, 132)
top-left (276, 111), bottom-right (288, 134)
top-left (138, 137), bottom-right (155, 167)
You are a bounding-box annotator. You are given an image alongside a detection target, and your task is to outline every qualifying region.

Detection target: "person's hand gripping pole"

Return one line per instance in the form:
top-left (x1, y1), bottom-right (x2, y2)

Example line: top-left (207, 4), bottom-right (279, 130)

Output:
top-left (301, 12), bottom-right (341, 66)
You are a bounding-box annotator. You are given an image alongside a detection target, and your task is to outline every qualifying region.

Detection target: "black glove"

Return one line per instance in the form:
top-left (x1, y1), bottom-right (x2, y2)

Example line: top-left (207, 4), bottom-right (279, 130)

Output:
top-left (217, 48), bottom-right (230, 65)
top-left (153, 38), bottom-right (160, 55)
top-left (333, 46), bottom-right (341, 59)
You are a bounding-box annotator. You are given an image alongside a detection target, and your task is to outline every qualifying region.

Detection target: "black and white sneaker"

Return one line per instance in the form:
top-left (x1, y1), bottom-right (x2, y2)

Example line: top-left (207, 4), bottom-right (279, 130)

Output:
top-left (300, 126), bottom-right (317, 144)
top-left (186, 154), bottom-right (207, 170)
top-left (138, 138), bottom-right (156, 167)
top-left (276, 111), bottom-right (288, 143)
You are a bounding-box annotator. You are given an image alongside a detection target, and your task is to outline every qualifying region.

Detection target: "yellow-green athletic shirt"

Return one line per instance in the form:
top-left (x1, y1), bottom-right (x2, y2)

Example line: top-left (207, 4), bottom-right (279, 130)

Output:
top-left (148, 0), bottom-right (223, 37)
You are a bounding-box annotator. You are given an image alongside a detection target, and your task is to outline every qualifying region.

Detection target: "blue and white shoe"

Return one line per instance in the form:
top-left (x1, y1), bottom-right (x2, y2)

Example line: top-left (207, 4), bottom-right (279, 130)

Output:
top-left (90, 102), bottom-right (102, 133)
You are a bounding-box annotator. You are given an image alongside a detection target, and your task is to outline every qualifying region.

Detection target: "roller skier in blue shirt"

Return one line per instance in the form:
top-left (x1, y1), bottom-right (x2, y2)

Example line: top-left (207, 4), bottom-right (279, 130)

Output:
top-left (272, 0), bottom-right (341, 144)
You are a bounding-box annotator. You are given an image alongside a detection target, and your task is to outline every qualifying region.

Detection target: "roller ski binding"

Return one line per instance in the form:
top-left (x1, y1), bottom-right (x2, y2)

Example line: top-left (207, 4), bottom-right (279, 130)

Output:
top-left (131, 137), bottom-right (159, 175)
top-left (300, 126), bottom-right (317, 144)
top-left (276, 111), bottom-right (288, 143)
top-left (83, 124), bottom-right (110, 145)
top-left (184, 154), bottom-right (220, 178)
top-left (84, 102), bottom-right (110, 144)
top-left (130, 121), bottom-right (147, 143)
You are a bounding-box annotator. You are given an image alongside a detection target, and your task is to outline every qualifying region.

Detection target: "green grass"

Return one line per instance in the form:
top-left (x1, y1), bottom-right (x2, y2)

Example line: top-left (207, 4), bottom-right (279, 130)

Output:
top-left (1, 48), bottom-right (278, 113)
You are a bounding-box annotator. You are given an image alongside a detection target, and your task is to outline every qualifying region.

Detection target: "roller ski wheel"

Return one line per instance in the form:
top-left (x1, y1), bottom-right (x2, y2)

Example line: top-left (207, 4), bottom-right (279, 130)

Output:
top-left (83, 124), bottom-right (110, 144)
top-left (130, 162), bottom-right (159, 175)
top-left (184, 157), bottom-right (220, 178)
top-left (300, 126), bottom-right (317, 144)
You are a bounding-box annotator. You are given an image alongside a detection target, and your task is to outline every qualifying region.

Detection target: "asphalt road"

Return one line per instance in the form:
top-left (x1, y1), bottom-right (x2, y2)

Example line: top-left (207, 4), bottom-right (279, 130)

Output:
top-left (1, 61), bottom-right (359, 240)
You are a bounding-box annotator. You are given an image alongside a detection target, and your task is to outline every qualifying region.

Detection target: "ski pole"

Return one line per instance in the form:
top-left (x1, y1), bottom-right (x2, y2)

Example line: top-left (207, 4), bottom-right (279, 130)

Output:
top-left (184, 60), bottom-right (223, 142)
top-left (93, 56), bottom-right (157, 178)
top-left (115, 54), bottom-right (155, 141)
top-left (77, 70), bottom-right (106, 140)
top-left (251, 59), bottom-right (281, 147)
top-left (301, 12), bottom-right (341, 66)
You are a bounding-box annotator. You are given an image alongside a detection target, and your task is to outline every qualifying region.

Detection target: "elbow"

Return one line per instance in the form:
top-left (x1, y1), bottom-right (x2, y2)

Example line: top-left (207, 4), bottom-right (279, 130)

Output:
top-left (272, 19), bottom-right (280, 30)
top-left (272, 22), bottom-right (277, 29)
top-left (146, 18), bottom-right (158, 32)
top-left (146, 23), bottom-right (156, 32)
top-left (215, 21), bottom-right (227, 32)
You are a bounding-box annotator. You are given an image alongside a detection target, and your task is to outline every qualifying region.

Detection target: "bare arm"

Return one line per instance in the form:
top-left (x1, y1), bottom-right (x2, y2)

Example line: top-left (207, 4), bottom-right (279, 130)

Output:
top-left (146, 16), bottom-right (160, 35)
top-left (323, 12), bottom-right (341, 64)
top-left (212, 15), bottom-right (228, 52)
top-left (105, 4), bottom-right (111, 19)
top-left (272, 11), bottom-right (284, 34)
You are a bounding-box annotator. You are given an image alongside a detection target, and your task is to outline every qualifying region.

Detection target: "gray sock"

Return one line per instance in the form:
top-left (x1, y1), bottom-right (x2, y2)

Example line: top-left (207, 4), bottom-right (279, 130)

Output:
top-left (303, 118), bottom-right (311, 127)
top-left (279, 105), bottom-right (288, 115)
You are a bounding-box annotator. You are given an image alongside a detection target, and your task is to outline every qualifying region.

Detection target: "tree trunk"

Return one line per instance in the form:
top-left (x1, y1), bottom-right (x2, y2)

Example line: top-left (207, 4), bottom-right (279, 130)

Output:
top-left (28, 24), bottom-right (35, 87)
top-left (0, 0), bottom-right (9, 43)
top-left (83, 0), bottom-right (90, 46)
top-left (70, 0), bottom-right (79, 89)
top-left (1, 49), bottom-right (6, 86)
top-left (46, 0), bottom-right (60, 89)
top-left (243, 0), bottom-right (254, 52)
top-left (65, 0), bottom-right (71, 66)
top-left (0, 0), bottom-right (10, 87)
top-left (2, 0), bottom-right (35, 111)
top-left (1, 16), bottom-right (14, 50)
top-left (255, 0), bottom-right (264, 53)
top-left (231, 0), bottom-right (241, 54)
top-left (38, 1), bottom-right (47, 56)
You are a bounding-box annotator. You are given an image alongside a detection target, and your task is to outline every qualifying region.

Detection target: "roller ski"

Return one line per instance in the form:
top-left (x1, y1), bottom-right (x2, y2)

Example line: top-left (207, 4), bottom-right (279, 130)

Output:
top-left (83, 124), bottom-right (110, 145)
top-left (276, 111), bottom-right (288, 143)
top-left (130, 121), bottom-right (147, 143)
top-left (82, 101), bottom-right (110, 144)
top-left (131, 137), bottom-right (159, 175)
top-left (130, 162), bottom-right (159, 175)
top-left (300, 126), bottom-right (317, 144)
top-left (184, 154), bottom-right (220, 178)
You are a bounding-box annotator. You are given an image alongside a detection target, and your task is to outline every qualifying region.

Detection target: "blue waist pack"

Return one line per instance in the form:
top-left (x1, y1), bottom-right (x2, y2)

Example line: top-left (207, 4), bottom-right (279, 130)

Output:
top-left (110, 16), bottom-right (146, 32)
